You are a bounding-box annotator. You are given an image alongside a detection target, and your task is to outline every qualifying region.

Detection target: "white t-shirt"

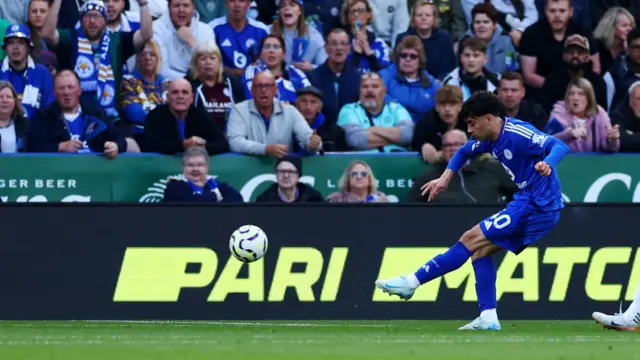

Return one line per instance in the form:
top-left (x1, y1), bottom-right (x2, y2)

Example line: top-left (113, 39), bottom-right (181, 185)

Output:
top-left (0, 123), bottom-right (17, 153)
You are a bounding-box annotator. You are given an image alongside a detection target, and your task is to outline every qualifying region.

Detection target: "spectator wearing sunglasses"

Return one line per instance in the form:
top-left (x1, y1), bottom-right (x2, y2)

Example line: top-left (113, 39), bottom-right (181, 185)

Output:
top-left (326, 160), bottom-right (390, 203)
top-left (379, 35), bottom-right (440, 123)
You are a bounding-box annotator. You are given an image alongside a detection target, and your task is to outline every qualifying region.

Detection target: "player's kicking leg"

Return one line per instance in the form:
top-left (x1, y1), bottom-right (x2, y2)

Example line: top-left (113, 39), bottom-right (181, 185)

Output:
top-left (375, 224), bottom-right (502, 330)
top-left (592, 283), bottom-right (640, 332)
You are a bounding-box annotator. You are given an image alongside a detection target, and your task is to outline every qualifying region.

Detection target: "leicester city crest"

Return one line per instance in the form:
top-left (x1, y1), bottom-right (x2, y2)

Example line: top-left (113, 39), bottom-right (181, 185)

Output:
top-left (75, 57), bottom-right (95, 80)
top-left (100, 84), bottom-right (115, 106)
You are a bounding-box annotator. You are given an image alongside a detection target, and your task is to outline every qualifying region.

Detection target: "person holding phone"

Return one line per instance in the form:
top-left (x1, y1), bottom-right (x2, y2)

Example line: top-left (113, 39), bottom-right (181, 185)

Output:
top-left (341, 0), bottom-right (392, 73)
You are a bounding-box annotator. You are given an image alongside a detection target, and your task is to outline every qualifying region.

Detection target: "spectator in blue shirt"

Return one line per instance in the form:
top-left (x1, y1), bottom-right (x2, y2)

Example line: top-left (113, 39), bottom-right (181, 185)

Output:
top-left (340, 0), bottom-right (391, 73)
top-left (209, 0), bottom-right (269, 77)
top-left (380, 35), bottom-right (440, 123)
top-left (396, 0), bottom-right (456, 80)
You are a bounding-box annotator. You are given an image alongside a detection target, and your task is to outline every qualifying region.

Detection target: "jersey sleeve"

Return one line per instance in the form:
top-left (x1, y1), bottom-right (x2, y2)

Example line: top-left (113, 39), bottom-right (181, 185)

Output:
top-left (504, 120), bottom-right (549, 156)
top-left (446, 139), bottom-right (492, 172)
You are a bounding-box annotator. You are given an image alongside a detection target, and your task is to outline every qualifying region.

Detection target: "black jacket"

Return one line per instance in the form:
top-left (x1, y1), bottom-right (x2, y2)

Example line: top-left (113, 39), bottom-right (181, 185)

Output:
top-left (185, 72), bottom-right (246, 105)
top-left (143, 104), bottom-right (229, 155)
top-left (256, 183), bottom-right (324, 203)
top-left (308, 61), bottom-right (361, 127)
top-left (610, 101), bottom-right (640, 153)
top-left (502, 100), bottom-right (548, 131)
top-left (0, 115), bottom-right (28, 152)
top-left (163, 179), bottom-right (244, 203)
top-left (411, 109), bottom-right (467, 151)
top-left (405, 158), bottom-right (518, 204)
top-left (26, 101), bottom-right (126, 153)
top-left (541, 62), bottom-right (608, 114)
top-left (608, 55), bottom-right (640, 110)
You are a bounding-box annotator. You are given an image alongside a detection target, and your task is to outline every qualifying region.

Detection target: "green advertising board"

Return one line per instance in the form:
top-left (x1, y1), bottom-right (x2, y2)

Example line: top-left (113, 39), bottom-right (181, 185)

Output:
top-left (0, 154), bottom-right (638, 203)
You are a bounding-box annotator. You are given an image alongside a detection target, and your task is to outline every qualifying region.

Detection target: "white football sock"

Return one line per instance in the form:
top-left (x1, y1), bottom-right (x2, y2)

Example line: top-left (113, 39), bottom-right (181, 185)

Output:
top-left (406, 273), bottom-right (420, 289)
top-left (623, 283), bottom-right (640, 324)
top-left (480, 308), bottom-right (498, 323)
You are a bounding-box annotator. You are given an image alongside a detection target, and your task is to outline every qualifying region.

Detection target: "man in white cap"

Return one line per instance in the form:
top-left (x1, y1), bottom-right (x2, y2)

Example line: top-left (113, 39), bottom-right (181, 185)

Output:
top-left (0, 24), bottom-right (55, 119)
top-left (41, 0), bottom-right (153, 119)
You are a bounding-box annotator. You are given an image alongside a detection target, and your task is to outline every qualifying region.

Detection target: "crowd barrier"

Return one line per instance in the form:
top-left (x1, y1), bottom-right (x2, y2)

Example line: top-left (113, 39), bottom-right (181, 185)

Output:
top-left (1, 153), bottom-right (640, 203)
top-left (0, 204), bottom-right (638, 320)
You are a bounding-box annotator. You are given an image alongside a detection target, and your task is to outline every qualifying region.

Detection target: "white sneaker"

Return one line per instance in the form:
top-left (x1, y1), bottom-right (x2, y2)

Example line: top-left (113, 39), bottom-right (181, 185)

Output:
top-left (592, 311), bottom-right (638, 332)
top-left (458, 317), bottom-right (501, 331)
top-left (375, 276), bottom-right (416, 300)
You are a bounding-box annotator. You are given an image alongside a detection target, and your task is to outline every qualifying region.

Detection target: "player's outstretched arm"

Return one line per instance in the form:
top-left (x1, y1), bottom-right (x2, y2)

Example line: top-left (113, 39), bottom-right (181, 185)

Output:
top-left (537, 136), bottom-right (570, 176)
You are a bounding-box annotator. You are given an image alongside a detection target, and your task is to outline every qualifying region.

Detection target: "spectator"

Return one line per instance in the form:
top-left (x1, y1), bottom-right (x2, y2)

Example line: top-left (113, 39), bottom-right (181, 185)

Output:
top-left (209, 0), bottom-right (269, 77)
top-left (0, 18), bottom-right (9, 62)
top-left (188, 40), bottom-right (244, 131)
top-left (103, 0), bottom-right (140, 33)
top-left (307, 28), bottom-right (361, 127)
top-left (498, 71), bottom-right (547, 130)
top-left (129, 0), bottom-right (167, 19)
top-left (163, 146), bottom-right (244, 203)
top-left (541, 34), bottom-right (608, 113)
top-left (143, 78), bottom-right (229, 154)
top-left (42, 0), bottom-right (153, 118)
top-left (119, 40), bottom-right (168, 138)
top-left (368, 0), bottom-right (410, 47)
top-left (0, 81), bottom-right (28, 153)
top-left (379, 35), bottom-right (440, 123)
top-left (26, 0), bottom-right (52, 63)
top-left (27, 70), bottom-right (127, 157)
top-left (519, 0), bottom-right (599, 103)
top-left (406, 129), bottom-right (517, 203)
top-left (395, 0), bottom-right (456, 80)
top-left (535, 0), bottom-right (591, 31)
top-left (301, 0), bottom-right (343, 38)
top-left (593, 7), bottom-right (635, 74)
top-left (0, 24), bottom-right (55, 119)
top-left (269, 0), bottom-right (327, 71)
top-left (591, 0), bottom-right (640, 32)
top-left (605, 28), bottom-right (640, 110)
top-left (153, 0), bottom-right (215, 81)
top-left (337, 72), bottom-right (414, 152)
top-left (0, 1), bottom-right (29, 25)
top-left (457, 3), bottom-right (519, 74)
top-left (242, 34), bottom-right (311, 103)
top-left (462, 0), bottom-right (538, 46)
top-left (410, 0), bottom-right (467, 42)
top-left (326, 160), bottom-right (389, 203)
top-left (340, 0), bottom-right (391, 73)
top-left (443, 37), bottom-right (501, 101)
top-left (256, 156), bottom-right (324, 203)
top-left (546, 78), bottom-right (620, 153)
top-left (610, 80), bottom-right (640, 152)
top-left (226, 71), bottom-right (322, 157)
top-left (294, 85), bottom-right (347, 152)
top-left (411, 85), bottom-right (466, 163)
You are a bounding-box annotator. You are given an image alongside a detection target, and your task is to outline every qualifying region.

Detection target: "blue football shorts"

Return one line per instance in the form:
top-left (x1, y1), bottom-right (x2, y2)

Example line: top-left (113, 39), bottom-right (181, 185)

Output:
top-left (479, 200), bottom-right (561, 254)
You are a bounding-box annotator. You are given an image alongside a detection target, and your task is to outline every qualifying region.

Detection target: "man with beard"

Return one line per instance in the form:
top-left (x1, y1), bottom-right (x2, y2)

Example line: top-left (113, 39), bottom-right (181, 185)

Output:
top-left (519, 0), bottom-right (599, 103)
top-left (0, 24), bottom-right (55, 119)
top-left (163, 146), bottom-right (243, 203)
top-left (209, 0), bottom-right (269, 77)
top-left (256, 156), bottom-right (324, 203)
top-left (498, 72), bottom-right (548, 130)
top-left (26, 70), bottom-right (127, 157)
top-left (337, 72), bottom-right (414, 152)
top-left (540, 35), bottom-right (607, 114)
top-left (41, 0), bottom-right (153, 119)
top-left (154, 0), bottom-right (215, 80)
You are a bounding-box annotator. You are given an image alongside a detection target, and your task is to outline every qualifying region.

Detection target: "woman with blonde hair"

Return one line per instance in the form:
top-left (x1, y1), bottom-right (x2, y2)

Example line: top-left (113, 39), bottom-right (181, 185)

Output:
top-left (340, 0), bottom-right (391, 73)
top-left (0, 81), bottom-right (28, 153)
top-left (270, 0), bottom-right (327, 71)
top-left (594, 7), bottom-right (636, 74)
top-left (120, 40), bottom-right (168, 136)
top-left (326, 161), bottom-right (389, 203)
top-left (188, 40), bottom-right (244, 130)
top-left (395, 0), bottom-right (456, 80)
top-left (546, 78), bottom-right (620, 153)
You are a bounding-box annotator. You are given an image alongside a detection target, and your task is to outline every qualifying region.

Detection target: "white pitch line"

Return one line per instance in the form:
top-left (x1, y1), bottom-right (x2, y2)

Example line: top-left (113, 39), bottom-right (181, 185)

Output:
top-left (12, 321), bottom-right (393, 328)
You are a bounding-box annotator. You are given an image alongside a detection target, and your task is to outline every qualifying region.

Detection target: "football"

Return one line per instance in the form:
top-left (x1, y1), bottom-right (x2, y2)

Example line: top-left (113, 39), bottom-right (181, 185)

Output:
top-left (229, 225), bottom-right (268, 263)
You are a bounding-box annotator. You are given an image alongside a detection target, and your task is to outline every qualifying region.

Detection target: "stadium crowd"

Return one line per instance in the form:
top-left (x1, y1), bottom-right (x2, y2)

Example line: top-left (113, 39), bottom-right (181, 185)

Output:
top-left (0, 0), bottom-right (639, 203)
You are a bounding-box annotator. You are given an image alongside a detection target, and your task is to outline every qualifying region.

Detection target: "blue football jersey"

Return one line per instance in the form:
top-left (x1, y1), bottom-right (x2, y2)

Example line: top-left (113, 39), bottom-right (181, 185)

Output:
top-left (242, 62), bottom-right (311, 103)
top-left (454, 118), bottom-right (566, 210)
top-left (209, 17), bottom-right (269, 69)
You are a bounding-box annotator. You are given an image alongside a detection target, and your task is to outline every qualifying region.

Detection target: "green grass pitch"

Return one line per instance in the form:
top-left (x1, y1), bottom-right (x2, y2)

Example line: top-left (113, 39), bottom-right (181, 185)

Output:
top-left (0, 321), bottom-right (638, 360)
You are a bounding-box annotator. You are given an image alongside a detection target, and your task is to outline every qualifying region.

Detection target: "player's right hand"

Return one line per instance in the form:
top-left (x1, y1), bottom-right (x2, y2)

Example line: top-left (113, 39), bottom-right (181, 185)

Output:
top-left (420, 177), bottom-right (448, 201)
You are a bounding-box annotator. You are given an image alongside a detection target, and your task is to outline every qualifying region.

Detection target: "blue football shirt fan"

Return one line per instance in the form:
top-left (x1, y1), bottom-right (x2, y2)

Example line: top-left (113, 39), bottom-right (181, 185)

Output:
top-left (375, 91), bottom-right (570, 331)
top-left (242, 61), bottom-right (311, 103)
top-left (209, 15), bottom-right (269, 70)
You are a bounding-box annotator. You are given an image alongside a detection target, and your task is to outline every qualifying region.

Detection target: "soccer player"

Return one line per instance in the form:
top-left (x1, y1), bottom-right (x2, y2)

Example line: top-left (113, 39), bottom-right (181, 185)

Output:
top-left (375, 91), bottom-right (571, 330)
top-left (592, 283), bottom-right (640, 332)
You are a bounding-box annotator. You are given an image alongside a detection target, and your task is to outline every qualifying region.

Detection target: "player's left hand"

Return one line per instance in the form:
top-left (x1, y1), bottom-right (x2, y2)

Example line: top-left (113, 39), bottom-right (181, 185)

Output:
top-left (535, 161), bottom-right (552, 176)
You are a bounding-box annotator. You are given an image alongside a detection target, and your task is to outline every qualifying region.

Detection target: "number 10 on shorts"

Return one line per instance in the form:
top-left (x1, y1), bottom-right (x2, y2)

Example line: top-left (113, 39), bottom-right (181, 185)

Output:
top-left (484, 212), bottom-right (512, 230)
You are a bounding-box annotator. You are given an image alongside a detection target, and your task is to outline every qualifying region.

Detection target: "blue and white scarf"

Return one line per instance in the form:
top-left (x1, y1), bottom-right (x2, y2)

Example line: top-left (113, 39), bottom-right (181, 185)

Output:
top-left (74, 28), bottom-right (117, 117)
